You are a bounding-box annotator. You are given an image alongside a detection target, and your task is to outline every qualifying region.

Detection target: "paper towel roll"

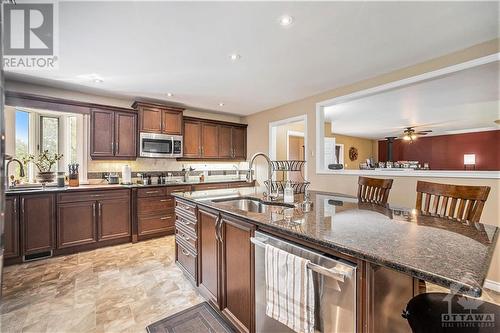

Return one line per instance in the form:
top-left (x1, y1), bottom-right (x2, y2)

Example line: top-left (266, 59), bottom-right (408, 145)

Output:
top-left (121, 165), bottom-right (132, 184)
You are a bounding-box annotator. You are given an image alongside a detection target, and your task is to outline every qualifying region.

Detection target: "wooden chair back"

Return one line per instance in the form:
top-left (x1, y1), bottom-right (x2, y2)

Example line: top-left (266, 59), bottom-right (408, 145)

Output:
top-left (415, 181), bottom-right (490, 224)
top-left (357, 177), bottom-right (394, 204)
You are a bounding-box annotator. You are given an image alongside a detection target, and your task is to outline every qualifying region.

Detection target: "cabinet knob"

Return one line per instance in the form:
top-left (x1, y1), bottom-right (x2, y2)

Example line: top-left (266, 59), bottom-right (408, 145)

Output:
top-left (181, 249), bottom-right (190, 256)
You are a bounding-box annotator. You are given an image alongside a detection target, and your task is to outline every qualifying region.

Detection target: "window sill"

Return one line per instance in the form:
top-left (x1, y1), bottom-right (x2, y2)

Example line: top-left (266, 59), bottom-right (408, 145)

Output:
top-left (316, 169), bottom-right (500, 179)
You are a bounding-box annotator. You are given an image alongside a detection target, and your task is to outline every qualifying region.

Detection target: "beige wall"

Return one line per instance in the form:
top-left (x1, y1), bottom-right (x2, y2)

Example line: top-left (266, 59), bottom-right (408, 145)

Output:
top-left (244, 39), bottom-right (500, 284)
top-left (275, 121), bottom-right (305, 160)
top-left (324, 122), bottom-right (376, 169)
top-left (5, 80), bottom-right (245, 173)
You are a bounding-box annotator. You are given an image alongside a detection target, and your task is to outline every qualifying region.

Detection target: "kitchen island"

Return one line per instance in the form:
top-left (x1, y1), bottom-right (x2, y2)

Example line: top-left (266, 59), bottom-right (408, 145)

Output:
top-left (172, 187), bottom-right (499, 333)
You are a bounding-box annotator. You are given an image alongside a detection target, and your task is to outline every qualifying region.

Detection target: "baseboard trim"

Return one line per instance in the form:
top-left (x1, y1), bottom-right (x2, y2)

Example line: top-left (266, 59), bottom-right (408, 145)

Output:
top-left (484, 279), bottom-right (500, 293)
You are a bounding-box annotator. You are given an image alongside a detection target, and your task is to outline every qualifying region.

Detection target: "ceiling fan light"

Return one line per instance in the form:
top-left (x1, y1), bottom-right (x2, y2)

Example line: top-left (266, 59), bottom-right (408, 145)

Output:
top-left (410, 134), bottom-right (417, 140)
top-left (403, 135), bottom-right (411, 141)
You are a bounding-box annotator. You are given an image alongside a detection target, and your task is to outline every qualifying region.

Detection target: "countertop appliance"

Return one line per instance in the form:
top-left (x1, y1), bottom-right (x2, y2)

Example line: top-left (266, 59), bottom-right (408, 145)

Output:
top-left (139, 132), bottom-right (183, 158)
top-left (251, 231), bottom-right (357, 333)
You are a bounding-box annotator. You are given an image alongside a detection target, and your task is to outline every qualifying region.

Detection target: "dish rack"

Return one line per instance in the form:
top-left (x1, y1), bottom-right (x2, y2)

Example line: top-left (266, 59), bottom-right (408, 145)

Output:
top-left (264, 160), bottom-right (310, 194)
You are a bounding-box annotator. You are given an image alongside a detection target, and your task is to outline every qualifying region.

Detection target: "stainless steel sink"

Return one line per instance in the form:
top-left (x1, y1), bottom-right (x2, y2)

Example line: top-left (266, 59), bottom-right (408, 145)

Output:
top-left (213, 197), bottom-right (294, 213)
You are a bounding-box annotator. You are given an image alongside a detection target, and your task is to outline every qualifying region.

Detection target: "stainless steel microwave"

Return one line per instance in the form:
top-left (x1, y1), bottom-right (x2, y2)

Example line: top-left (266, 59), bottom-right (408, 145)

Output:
top-left (139, 132), bottom-right (183, 158)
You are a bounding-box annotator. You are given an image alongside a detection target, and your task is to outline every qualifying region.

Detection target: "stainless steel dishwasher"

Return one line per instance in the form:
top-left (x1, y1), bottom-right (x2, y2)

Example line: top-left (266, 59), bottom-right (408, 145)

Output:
top-left (251, 231), bottom-right (357, 333)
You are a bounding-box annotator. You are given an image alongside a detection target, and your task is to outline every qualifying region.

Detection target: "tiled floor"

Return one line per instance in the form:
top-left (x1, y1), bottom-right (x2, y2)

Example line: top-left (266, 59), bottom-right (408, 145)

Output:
top-left (0, 236), bottom-right (203, 333)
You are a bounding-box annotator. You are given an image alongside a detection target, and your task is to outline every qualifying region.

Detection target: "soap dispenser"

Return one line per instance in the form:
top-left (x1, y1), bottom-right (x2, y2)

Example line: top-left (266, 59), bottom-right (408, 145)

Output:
top-left (283, 181), bottom-right (294, 203)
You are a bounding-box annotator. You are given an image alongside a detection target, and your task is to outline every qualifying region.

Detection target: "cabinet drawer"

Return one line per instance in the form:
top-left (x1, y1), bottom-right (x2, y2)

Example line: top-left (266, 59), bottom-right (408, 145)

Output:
top-left (168, 185), bottom-right (192, 194)
top-left (175, 213), bottom-right (197, 234)
top-left (175, 225), bottom-right (197, 253)
top-left (137, 187), bottom-right (168, 198)
top-left (175, 199), bottom-right (197, 218)
top-left (176, 241), bottom-right (197, 280)
top-left (58, 189), bottom-right (129, 203)
top-left (138, 213), bottom-right (175, 236)
top-left (192, 183), bottom-right (229, 191)
top-left (137, 197), bottom-right (174, 215)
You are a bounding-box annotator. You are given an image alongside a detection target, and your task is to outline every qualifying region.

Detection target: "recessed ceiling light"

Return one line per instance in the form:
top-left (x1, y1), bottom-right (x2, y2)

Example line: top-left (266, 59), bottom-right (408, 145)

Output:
top-left (93, 78), bottom-right (103, 83)
top-left (229, 54), bottom-right (241, 61)
top-left (166, 92), bottom-right (173, 97)
top-left (279, 15), bottom-right (293, 26)
top-left (219, 103), bottom-right (225, 107)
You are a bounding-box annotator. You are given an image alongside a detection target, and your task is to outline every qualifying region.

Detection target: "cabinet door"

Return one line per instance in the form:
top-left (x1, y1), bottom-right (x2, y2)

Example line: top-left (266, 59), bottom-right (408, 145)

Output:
top-left (21, 194), bottom-right (55, 255)
top-left (139, 107), bottom-right (162, 133)
top-left (90, 109), bottom-right (115, 157)
top-left (220, 217), bottom-right (255, 332)
top-left (57, 201), bottom-right (97, 248)
top-left (183, 120), bottom-right (202, 158)
top-left (201, 123), bottom-right (219, 158)
top-left (115, 112), bottom-right (137, 158)
top-left (232, 127), bottom-right (246, 159)
top-left (4, 196), bottom-right (20, 259)
top-left (218, 125), bottom-right (233, 159)
top-left (198, 208), bottom-right (220, 308)
top-left (98, 197), bottom-right (131, 241)
top-left (162, 110), bottom-right (183, 135)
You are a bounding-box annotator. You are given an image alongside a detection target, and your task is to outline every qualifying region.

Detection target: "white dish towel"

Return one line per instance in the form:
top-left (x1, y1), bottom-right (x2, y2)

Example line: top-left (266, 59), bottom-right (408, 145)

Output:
top-left (265, 244), bottom-right (315, 333)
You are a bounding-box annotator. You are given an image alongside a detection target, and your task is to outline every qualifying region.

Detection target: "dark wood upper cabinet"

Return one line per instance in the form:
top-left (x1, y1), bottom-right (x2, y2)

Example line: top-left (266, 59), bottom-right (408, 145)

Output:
top-left (218, 125), bottom-right (233, 159)
top-left (115, 112), bottom-right (137, 158)
top-left (90, 108), bottom-right (137, 160)
top-left (133, 101), bottom-right (184, 135)
top-left (220, 216), bottom-right (255, 333)
top-left (182, 117), bottom-right (247, 161)
top-left (201, 123), bottom-right (219, 158)
top-left (20, 194), bottom-right (56, 255)
top-left (184, 119), bottom-right (202, 158)
top-left (4, 196), bottom-right (20, 259)
top-left (198, 208), bottom-right (220, 308)
top-left (90, 109), bottom-right (115, 157)
top-left (162, 110), bottom-right (183, 135)
top-left (232, 126), bottom-right (247, 160)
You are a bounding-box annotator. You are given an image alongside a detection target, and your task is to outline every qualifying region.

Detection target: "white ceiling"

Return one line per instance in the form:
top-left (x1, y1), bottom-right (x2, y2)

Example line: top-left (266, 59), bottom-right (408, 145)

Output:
top-left (6, 1), bottom-right (500, 115)
top-left (324, 61), bottom-right (500, 140)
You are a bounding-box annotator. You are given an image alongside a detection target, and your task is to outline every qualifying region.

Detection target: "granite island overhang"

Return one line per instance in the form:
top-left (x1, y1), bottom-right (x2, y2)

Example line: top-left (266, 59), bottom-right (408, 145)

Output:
top-left (172, 187), bottom-right (499, 297)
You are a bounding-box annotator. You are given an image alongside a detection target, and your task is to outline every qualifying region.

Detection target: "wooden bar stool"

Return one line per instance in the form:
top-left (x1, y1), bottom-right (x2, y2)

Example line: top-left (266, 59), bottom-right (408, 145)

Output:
top-left (415, 181), bottom-right (490, 224)
top-left (357, 176), bottom-right (393, 205)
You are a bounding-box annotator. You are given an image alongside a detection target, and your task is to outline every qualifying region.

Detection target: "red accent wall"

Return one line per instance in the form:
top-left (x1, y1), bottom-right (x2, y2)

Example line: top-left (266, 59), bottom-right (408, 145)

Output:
top-left (378, 130), bottom-right (500, 171)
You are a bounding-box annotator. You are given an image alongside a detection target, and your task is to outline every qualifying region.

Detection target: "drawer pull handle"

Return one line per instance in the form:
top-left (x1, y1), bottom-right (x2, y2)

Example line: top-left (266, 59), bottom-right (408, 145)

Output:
top-left (91, 194), bottom-right (102, 197)
top-left (146, 191), bottom-right (159, 194)
top-left (160, 199), bottom-right (171, 202)
top-left (181, 233), bottom-right (191, 241)
top-left (181, 249), bottom-right (190, 256)
top-left (160, 216), bottom-right (172, 220)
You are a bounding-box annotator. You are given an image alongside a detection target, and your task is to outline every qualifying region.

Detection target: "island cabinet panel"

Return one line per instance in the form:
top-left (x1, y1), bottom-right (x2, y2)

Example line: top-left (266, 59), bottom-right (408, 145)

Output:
top-left (20, 194), bottom-right (56, 255)
top-left (201, 123), bottom-right (219, 158)
top-left (114, 112), bottom-right (137, 158)
top-left (183, 119), bottom-right (202, 158)
top-left (98, 197), bottom-right (131, 241)
top-left (90, 109), bottom-right (115, 157)
top-left (4, 196), bottom-right (20, 259)
top-left (197, 208), bottom-right (221, 308)
top-left (57, 201), bottom-right (97, 248)
top-left (174, 199), bottom-right (199, 284)
top-left (220, 216), bottom-right (255, 333)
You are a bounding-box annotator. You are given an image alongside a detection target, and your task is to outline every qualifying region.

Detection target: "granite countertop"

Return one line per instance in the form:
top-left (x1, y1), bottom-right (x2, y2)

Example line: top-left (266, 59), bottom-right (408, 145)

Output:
top-left (173, 188), bottom-right (499, 297)
top-left (5, 177), bottom-right (250, 194)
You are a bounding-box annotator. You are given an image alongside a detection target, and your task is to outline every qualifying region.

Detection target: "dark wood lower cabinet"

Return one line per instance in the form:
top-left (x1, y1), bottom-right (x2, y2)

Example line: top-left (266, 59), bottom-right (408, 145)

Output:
top-left (21, 194), bottom-right (56, 255)
top-left (98, 197), bottom-right (131, 240)
top-left (4, 196), bottom-right (20, 259)
top-left (198, 208), bottom-right (221, 308)
top-left (220, 216), bottom-right (255, 333)
top-left (57, 201), bottom-right (97, 248)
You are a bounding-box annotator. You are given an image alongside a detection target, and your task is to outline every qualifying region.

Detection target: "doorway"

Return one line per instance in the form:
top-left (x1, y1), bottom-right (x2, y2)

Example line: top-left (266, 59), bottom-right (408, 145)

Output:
top-left (269, 115), bottom-right (307, 181)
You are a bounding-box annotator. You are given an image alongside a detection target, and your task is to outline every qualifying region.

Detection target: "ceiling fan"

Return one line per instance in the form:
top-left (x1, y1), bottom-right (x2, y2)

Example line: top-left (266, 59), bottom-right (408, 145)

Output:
top-left (400, 127), bottom-right (432, 142)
